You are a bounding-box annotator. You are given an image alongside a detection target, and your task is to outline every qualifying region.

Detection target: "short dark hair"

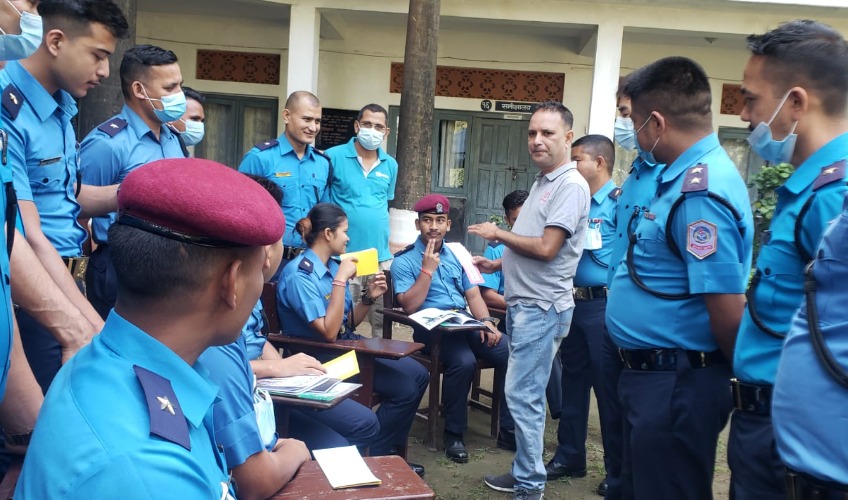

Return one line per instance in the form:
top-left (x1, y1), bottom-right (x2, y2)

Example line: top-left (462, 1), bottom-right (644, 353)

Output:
top-left (573, 134), bottom-right (615, 174)
top-left (502, 190), bottom-right (528, 212)
top-left (357, 104), bottom-right (388, 122)
top-left (243, 174), bottom-right (283, 205)
top-left (120, 44), bottom-right (180, 99)
top-left (108, 224), bottom-right (254, 302)
top-left (285, 91), bottom-right (320, 110)
top-left (747, 20), bottom-right (848, 115)
top-left (39, 0), bottom-right (128, 39)
top-left (623, 56), bottom-right (712, 132)
top-left (296, 203), bottom-right (347, 247)
top-left (182, 86), bottom-right (205, 105)
top-left (532, 101), bottom-right (574, 130)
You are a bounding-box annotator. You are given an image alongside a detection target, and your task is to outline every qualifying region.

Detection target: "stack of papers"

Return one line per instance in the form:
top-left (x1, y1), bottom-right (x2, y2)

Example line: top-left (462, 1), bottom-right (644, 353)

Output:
top-left (408, 307), bottom-right (485, 330)
top-left (313, 446), bottom-right (382, 489)
top-left (256, 350), bottom-right (362, 400)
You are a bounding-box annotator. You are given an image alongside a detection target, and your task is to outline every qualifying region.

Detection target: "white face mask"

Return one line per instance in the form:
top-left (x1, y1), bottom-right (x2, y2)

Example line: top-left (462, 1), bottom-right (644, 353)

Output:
top-left (0, 1), bottom-right (43, 62)
top-left (179, 119), bottom-right (205, 146)
top-left (614, 116), bottom-right (637, 151)
top-left (357, 126), bottom-right (384, 151)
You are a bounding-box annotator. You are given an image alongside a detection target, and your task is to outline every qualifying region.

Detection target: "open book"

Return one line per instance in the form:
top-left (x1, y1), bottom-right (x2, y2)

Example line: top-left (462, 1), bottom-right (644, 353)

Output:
top-left (256, 351), bottom-right (361, 399)
top-left (408, 307), bottom-right (485, 330)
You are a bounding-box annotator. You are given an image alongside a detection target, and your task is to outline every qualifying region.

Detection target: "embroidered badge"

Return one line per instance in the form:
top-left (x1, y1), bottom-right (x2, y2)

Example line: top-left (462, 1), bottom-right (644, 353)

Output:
top-left (687, 220), bottom-right (717, 259)
top-left (274, 172), bottom-right (292, 177)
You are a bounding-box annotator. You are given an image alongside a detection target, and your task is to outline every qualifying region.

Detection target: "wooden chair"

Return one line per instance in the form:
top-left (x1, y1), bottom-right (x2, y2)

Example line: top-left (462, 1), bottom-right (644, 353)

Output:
top-left (379, 271), bottom-right (504, 450)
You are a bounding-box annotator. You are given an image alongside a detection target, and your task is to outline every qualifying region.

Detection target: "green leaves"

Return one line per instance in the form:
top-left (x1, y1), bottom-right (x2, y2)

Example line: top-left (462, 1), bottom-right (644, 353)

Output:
top-left (749, 162), bottom-right (794, 259)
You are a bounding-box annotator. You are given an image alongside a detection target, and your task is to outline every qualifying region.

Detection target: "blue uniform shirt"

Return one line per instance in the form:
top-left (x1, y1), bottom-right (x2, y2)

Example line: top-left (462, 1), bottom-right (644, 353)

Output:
top-left (238, 135), bottom-right (330, 249)
top-left (80, 105), bottom-right (184, 244)
top-left (390, 238), bottom-right (473, 310)
top-left (574, 179), bottom-right (618, 287)
top-left (199, 335), bottom-right (274, 470)
top-left (606, 133), bottom-right (754, 351)
top-left (277, 249), bottom-right (354, 339)
top-left (14, 311), bottom-right (231, 499)
top-left (0, 61), bottom-right (86, 257)
top-left (773, 196), bottom-right (848, 484)
top-left (0, 78), bottom-right (12, 401)
top-left (735, 133), bottom-right (848, 385)
top-left (480, 242), bottom-right (505, 295)
top-left (241, 301), bottom-right (266, 360)
top-left (326, 138), bottom-right (397, 262)
top-left (607, 158), bottom-right (662, 286)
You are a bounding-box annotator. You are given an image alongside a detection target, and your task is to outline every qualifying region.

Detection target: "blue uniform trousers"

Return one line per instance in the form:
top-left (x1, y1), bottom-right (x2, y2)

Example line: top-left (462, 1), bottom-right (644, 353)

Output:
top-left (554, 297), bottom-right (623, 495)
top-left (728, 410), bottom-right (785, 500)
top-left (619, 355), bottom-right (732, 500)
top-left (86, 244), bottom-right (116, 320)
top-left (413, 326), bottom-right (513, 436)
top-left (284, 398), bottom-right (381, 452)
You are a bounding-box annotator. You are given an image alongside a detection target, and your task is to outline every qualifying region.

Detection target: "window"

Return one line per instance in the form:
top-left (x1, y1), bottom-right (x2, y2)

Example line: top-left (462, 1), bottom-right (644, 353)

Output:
top-left (194, 93), bottom-right (278, 169)
top-left (436, 120), bottom-right (468, 189)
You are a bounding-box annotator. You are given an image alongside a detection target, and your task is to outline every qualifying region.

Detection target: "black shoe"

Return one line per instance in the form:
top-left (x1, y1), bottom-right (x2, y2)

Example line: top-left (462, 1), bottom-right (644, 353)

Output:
top-left (444, 432), bottom-right (469, 463)
top-left (496, 428), bottom-right (516, 451)
top-left (544, 459), bottom-right (587, 481)
top-left (596, 479), bottom-right (608, 496)
top-left (408, 462), bottom-right (425, 477)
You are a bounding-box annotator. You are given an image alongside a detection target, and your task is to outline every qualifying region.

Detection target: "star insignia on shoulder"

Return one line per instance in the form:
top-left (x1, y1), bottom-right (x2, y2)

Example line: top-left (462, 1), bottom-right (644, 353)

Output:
top-left (690, 167), bottom-right (703, 174)
top-left (157, 396), bottom-right (175, 415)
top-left (109, 123), bottom-right (119, 129)
top-left (8, 93), bottom-right (17, 105)
top-left (689, 177), bottom-right (701, 184)
top-left (823, 167), bottom-right (838, 175)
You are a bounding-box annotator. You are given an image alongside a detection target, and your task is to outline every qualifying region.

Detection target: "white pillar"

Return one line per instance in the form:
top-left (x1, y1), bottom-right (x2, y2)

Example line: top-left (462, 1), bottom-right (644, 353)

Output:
top-left (286, 3), bottom-right (320, 96)
top-left (587, 22), bottom-right (624, 139)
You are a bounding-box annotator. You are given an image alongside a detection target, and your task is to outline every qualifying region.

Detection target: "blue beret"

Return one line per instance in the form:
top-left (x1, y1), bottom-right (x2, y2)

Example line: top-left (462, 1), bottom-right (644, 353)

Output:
top-left (414, 194), bottom-right (450, 214)
top-left (117, 158), bottom-right (285, 247)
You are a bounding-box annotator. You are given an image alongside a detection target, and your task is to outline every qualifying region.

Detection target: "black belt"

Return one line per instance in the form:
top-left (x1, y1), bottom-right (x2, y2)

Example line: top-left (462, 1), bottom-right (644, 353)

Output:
top-left (787, 469), bottom-right (848, 500)
top-left (282, 247), bottom-right (305, 260)
top-left (62, 256), bottom-right (88, 281)
top-left (573, 285), bottom-right (608, 301)
top-left (731, 378), bottom-right (772, 415)
top-left (619, 348), bottom-right (724, 371)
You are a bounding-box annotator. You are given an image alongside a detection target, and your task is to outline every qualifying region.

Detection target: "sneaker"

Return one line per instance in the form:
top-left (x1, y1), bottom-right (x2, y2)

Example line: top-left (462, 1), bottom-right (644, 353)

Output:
top-left (483, 472), bottom-right (517, 493)
top-left (514, 488), bottom-right (544, 500)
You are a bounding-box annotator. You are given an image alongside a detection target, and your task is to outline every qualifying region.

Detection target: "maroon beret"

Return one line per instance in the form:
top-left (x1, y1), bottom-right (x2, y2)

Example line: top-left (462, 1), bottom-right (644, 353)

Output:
top-left (413, 194), bottom-right (450, 214)
top-left (117, 158), bottom-right (285, 247)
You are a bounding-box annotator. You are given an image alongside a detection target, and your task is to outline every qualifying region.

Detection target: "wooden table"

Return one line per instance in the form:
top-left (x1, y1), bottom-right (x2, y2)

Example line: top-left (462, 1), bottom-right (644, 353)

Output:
top-left (271, 455), bottom-right (434, 499)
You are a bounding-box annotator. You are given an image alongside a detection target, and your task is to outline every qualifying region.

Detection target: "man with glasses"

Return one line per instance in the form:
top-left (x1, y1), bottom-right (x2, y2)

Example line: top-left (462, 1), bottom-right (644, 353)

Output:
top-left (325, 104), bottom-right (397, 334)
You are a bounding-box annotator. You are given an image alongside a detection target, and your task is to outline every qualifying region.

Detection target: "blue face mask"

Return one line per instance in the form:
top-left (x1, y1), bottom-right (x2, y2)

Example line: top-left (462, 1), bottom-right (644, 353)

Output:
top-left (634, 114), bottom-right (660, 166)
top-left (0, 9), bottom-right (43, 61)
top-left (614, 116), bottom-right (637, 151)
top-left (179, 119), bottom-right (205, 146)
top-left (142, 85), bottom-right (187, 123)
top-left (746, 90), bottom-right (798, 165)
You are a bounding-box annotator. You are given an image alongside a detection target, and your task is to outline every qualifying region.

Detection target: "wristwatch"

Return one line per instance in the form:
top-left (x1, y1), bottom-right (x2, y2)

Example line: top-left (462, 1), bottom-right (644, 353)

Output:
top-left (480, 316), bottom-right (500, 327)
top-left (4, 429), bottom-right (33, 446)
top-left (360, 289), bottom-right (376, 306)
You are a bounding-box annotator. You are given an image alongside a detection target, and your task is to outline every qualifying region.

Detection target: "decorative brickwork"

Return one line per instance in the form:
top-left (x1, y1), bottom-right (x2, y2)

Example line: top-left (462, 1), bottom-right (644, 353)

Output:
top-left (196, 50), bottom-right (281, 85)
top-left (721, 84), bottom-right (744, 116)
top-left (390, 63), bottom-right (564, 101)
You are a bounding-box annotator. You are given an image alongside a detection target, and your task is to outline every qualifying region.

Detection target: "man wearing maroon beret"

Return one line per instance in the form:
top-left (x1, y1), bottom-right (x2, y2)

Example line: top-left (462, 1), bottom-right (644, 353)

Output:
top-left (15, 158), bottom-right (290, 499)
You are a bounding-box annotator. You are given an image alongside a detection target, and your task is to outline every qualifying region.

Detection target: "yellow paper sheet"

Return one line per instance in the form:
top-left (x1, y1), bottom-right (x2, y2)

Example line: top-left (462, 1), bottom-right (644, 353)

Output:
top-left (322, 350), bottom-right (360, 381)
top-left (340, 248), bottom-right (379, 276)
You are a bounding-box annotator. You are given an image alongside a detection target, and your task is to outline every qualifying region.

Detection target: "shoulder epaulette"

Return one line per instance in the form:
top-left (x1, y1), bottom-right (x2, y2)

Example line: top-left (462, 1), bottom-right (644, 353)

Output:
top-left (681, 163), bottom-right (708, 193)
top-left (609, 187), bottom-right (622, 200)
top-left (254, 139), bottom-right (278, 151)
top-left (813, 160), bottom-right (846, 191)
top-left (2, 84), bottom-right (23, 121)
top-left (298, 257), bottom-right (314, 274)
top-left (394, 243), bottom-right (414, 258)
top-left (133, 365), bottom-right (190, 451)
top-left (313, 148), bottom-right (331, 164)
top-left (487, 240), bottom-right (501, 248)
top-left (97, 117), bottom-right (128, 138)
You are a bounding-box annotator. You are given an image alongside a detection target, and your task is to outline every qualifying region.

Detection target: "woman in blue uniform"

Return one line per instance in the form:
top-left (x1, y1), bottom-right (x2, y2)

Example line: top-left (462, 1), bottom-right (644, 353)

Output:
top-left (277, 203), bottom-right (428, 469)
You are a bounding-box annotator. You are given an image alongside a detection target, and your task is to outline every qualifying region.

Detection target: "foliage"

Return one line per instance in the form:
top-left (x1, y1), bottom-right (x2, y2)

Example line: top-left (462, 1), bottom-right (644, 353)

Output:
top-left (488, 214), bottom-right (505, 227)
top-left (749, 162), bottom-right (794, 260)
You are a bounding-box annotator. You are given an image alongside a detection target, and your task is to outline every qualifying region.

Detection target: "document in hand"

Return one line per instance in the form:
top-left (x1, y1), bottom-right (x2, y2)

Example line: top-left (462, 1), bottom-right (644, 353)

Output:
top-left (313, 445), bottom-right (382, 489)
top-left (444, 242), bottom-right (485, 284)
top-left (256, 350), bottom-right (361, 397)
top-left (340, 247), bottom-right (379, 276)
top-left (408, 307), bottom-right (485, 330)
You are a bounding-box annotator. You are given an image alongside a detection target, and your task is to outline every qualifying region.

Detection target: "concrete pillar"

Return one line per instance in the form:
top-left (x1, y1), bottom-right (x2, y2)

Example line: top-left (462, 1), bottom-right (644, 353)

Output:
top-left (586, 22), bottom-right (624, 139)
top-left (286, 3), bottom-right (320, 95)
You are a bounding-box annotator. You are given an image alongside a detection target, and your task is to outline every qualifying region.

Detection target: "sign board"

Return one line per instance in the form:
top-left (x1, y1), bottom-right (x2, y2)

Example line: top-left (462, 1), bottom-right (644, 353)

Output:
top-left (315, 108), bottom-right (358, 150)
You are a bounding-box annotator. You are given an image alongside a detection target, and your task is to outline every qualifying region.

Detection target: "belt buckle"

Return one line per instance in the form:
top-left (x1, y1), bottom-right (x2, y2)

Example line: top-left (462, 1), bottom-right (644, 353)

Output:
top-left (573, 287), bottom-right (588, 301)
top-left (73, 257), bottom-right (88, 281)
top-left (731, 378), bottom-right (743, 410)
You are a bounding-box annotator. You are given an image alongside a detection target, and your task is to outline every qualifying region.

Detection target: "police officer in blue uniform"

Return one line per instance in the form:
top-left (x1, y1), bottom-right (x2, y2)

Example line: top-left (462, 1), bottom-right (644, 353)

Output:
top-left (15, 157), bottom-right (284, 499)
top-left (0, 0), bottom-right (128, 392)
top-left (772, 195), bottom-right (848, 500)
top-left (547, 135), bottom-right (622, 498)
top-left (80, 44), bottom-right (186, 319)
top-left (730, 20), bottom-right (848, 500)
top-left (605, 57), bottom-right (753, 500)
top-left (239, 91), bottom-right (331, 277)
top-left (391, 194), bottom-right (513, 464)
top-left (277, 202), bottom-right (428, 475)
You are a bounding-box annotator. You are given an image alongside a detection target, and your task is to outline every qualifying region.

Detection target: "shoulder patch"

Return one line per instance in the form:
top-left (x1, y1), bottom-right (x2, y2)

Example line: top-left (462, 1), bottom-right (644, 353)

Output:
top-left (681, 163), bottom-right (708, 193)
top-left (687, 220), bottom-right (718, 260)
top-left (133, 365), bottom-right (190, 451)
top-left (813, 160), bottom-right (846, 191)
top-left (609, 187), bottom-right (622, 200)
top-left (394, 243), bottom-right (415, 258)
top-left (97, 117), bottom-right (128, 138)
top-left (2, 84), bottom-right (23, 121)
top-left (254, 139), bottom-right (278, 151)
top-left (298, 257), bottom-right (314, 273)
top-left (487, 240), bottom-right (501, 248)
